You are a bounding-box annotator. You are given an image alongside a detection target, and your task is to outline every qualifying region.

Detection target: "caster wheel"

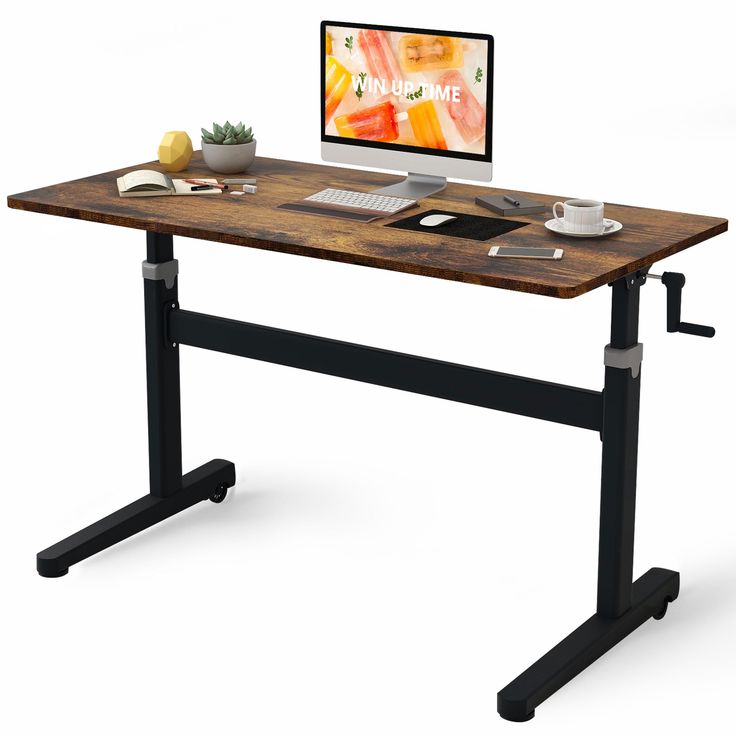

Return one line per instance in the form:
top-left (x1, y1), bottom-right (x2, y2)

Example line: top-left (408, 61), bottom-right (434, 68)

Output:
top-left (653, 596), bottom-right (673, 620)
top-left (209, 483), bottom-right (228, 504)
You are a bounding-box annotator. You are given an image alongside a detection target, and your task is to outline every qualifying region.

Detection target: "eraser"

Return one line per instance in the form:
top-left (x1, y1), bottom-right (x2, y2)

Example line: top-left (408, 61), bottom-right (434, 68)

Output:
top-left (243, 184), bottom-right (257, 194)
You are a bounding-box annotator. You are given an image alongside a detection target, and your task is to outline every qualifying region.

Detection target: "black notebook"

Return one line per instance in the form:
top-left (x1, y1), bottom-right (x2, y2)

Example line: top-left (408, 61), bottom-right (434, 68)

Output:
top-left (475, 193), bottom-right (546, 217)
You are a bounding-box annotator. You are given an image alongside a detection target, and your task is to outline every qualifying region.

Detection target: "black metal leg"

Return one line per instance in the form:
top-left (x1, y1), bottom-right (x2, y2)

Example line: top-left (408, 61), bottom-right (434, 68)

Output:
top-left (497, 274), bottom-right (680, 721)
top-left (144, 232), bottom-right (183, 497)
top-left (597, 277), bottom-right (642, 617)
top-left (36, 232), bottom-right (236, 577)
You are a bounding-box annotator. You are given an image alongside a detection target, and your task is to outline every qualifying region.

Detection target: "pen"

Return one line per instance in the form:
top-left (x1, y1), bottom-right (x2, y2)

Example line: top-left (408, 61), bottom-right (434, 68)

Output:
top-left (184, 178), bottom-right (229, 189)
top-left (503, 194), bottom-right (521, 206)
top-left (191, 184), bottom-right (213, 191)
top-left (222, 178), bottom-right (257, 185)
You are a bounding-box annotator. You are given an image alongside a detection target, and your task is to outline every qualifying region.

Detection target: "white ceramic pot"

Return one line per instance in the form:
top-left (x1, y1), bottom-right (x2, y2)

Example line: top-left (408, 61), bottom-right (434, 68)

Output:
top-left (201, 139), bottom-right (256, 174)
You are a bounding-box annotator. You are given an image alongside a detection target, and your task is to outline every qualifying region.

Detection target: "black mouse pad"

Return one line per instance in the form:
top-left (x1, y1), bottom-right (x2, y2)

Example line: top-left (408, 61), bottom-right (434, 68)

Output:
top-left (385, 209), bottom-right (528, 241)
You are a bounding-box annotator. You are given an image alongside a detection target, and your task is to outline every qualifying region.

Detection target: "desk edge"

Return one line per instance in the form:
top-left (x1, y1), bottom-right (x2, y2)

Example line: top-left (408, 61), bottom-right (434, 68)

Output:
top-left (7, 195), bottom-right (729, 299)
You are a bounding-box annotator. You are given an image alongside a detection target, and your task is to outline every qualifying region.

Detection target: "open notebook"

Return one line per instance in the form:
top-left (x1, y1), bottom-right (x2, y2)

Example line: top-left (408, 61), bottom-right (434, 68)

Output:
top-left (117, 170), bottom-right (222, 198)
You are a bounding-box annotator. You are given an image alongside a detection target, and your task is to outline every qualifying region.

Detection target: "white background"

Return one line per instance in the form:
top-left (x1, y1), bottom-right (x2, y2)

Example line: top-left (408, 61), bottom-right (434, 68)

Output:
top-left (1, 1), bottom-right (734, 733)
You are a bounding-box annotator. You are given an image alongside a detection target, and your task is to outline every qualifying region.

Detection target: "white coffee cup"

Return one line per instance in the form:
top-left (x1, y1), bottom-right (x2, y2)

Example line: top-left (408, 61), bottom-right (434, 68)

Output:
top-left (553, 199), bottom-right (612, 234)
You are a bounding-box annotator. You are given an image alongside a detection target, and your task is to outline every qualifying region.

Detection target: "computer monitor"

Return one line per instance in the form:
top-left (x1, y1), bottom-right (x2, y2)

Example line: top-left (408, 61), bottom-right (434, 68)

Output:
top-left (321, 21), bottom-right (493, 199)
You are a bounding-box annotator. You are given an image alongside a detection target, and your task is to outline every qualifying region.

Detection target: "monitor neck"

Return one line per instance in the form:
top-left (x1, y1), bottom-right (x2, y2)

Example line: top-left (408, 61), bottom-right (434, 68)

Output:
top-left (372, 173), bottom-right (447, 200)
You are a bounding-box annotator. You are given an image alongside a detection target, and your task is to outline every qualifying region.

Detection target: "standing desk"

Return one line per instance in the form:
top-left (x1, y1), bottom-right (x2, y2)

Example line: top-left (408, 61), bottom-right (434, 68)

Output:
top-left (7, 153), bottom-right (728, 720)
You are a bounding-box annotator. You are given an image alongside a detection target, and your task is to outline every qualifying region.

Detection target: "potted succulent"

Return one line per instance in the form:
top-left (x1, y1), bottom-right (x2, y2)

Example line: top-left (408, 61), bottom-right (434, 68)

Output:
top-left (201, 121), bottom-right (256, 173)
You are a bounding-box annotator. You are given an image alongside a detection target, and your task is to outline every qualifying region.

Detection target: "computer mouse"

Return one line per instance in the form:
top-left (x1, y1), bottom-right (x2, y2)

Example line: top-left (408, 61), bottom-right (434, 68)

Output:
top-left (419, 213), bottom-right (458, 227)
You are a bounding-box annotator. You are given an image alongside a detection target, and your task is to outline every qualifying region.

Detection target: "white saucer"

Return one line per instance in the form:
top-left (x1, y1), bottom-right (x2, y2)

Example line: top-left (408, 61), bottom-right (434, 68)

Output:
top-left (545, 218), bottom-right (623, 238)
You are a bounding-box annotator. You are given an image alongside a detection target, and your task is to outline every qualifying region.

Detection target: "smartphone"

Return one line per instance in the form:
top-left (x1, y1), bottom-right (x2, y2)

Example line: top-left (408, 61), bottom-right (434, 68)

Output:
top-left (488, 246), bottom-right (563, 259)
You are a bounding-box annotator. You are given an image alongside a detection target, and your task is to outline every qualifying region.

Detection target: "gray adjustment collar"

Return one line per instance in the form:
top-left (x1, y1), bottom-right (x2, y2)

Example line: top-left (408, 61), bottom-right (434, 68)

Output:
top-left (141, 259), bottom-right (179, 290)
top-left (604, 343), bottom-right (643, 378)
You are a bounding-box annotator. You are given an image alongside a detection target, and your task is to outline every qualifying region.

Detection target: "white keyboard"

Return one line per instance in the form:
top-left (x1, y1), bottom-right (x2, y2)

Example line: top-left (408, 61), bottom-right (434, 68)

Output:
top-left (303, 188), bottom-right (417, 217)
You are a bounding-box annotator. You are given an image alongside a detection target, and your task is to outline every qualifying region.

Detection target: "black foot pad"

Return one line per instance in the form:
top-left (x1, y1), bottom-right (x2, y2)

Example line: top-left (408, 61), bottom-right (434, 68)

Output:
top-left (497, 567), bottom-right (680, 721)
top-left (37, 459), bottom-right (235, 577)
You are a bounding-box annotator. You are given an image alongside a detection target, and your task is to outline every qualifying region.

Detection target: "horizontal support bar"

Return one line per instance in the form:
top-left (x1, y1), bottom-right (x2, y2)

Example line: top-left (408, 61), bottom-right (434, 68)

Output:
top-left (36, 459), bottom-right (236, 577)
top-left (169, 309), bottom-right (603, 432)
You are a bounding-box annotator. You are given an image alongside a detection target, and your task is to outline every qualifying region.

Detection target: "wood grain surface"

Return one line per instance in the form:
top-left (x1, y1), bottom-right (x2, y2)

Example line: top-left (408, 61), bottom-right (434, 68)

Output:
top-left (7, 153), bottom-right (728, 298)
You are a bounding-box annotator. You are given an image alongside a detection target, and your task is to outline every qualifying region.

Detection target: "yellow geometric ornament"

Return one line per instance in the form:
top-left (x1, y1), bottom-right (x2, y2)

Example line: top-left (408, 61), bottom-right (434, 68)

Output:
top-left (158, 131), bottom-right (193, 172)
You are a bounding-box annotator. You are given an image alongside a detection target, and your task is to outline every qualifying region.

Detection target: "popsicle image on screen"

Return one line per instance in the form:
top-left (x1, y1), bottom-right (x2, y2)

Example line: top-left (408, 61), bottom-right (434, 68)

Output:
top-left (334, 101), bottom-right (407, 142)
top-left (407, 100), bottom-right (448, 149)
top-left (438, 70), bottom-right (486, 144)
top-left (325, 56), bottom-right (351, 123)
top-left (358, 29), bottom-right (402, 86)
top-left (398, 35), bottom-right (464, 73)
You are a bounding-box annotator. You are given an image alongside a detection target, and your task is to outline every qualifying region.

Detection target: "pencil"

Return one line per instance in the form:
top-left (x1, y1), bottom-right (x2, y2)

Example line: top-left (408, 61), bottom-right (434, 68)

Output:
top-left (184, 179), bottom-right (229, 190)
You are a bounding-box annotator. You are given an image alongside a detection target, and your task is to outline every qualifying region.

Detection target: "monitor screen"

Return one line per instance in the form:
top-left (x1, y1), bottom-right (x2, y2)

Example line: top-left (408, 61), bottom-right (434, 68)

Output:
top-left (322, 22), bottom-right (493, 163)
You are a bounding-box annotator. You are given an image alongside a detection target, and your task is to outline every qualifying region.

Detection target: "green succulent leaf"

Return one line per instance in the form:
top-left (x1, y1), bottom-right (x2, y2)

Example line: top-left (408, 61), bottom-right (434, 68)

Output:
top-left (204, 121), bottom-right (254, 144)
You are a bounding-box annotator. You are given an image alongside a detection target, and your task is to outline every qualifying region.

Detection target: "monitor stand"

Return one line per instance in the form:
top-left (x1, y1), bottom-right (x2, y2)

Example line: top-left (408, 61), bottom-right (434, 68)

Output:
top-left (372, 173), bottom-right (447, 200)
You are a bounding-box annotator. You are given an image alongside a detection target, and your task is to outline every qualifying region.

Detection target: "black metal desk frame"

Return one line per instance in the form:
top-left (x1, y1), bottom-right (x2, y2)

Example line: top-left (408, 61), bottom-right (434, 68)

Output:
top-left (36, 232), bottom-right (681, 721)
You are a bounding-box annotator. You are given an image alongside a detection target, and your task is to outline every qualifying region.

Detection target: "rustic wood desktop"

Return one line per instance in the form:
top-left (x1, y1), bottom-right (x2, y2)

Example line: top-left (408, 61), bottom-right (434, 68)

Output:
top-left (7, 153), bottom-right (728, 721)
